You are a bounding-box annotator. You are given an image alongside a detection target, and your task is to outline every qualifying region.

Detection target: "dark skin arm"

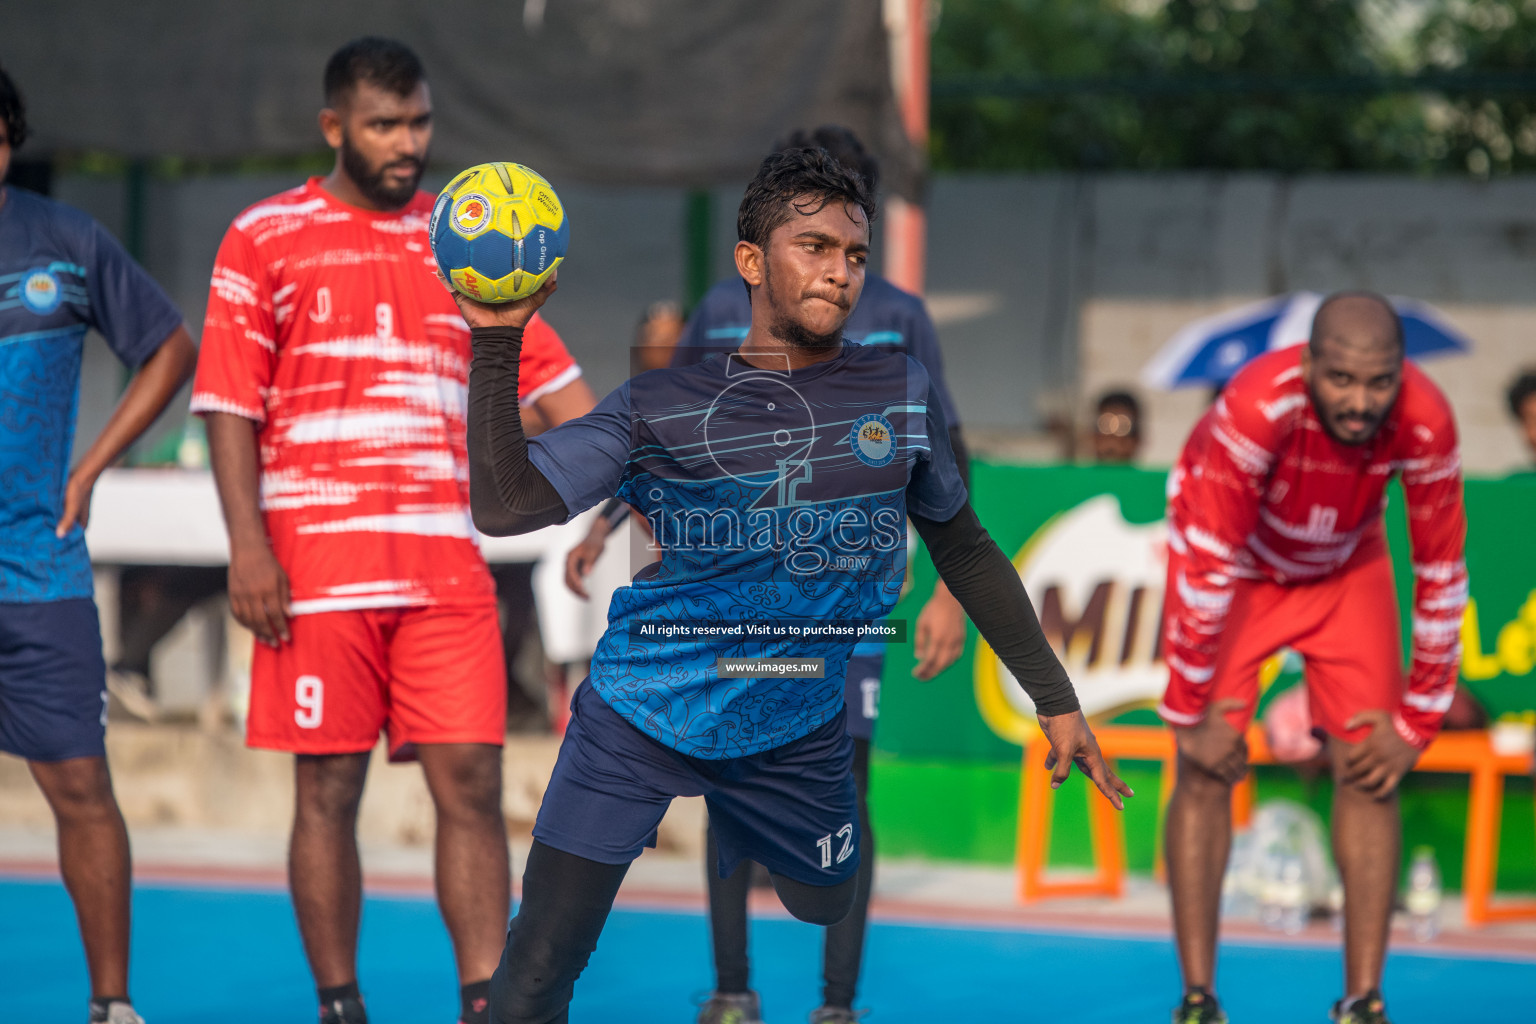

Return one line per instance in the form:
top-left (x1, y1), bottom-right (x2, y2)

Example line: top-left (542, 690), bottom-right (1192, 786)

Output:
top-left (55, 326), bottom-right (198, 536)
top-left (204, 411), bottom-right (290, 646)
top-left (531, 376), bottom-right (597, 429)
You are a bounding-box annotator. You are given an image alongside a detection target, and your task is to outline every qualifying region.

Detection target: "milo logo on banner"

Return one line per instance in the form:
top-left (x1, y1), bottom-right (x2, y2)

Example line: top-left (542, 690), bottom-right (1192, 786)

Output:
top-left (975, 495), bottom-right (1169, 744)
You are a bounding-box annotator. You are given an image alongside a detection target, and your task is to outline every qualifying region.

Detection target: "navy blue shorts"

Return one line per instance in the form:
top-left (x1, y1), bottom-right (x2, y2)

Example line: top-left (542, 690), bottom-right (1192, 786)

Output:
top-left (0, 599), bottom-right (108, 762)
top-left (842, 654), bottom-right (882, 742)
top-left (536, 680), bottom-right (860, 886)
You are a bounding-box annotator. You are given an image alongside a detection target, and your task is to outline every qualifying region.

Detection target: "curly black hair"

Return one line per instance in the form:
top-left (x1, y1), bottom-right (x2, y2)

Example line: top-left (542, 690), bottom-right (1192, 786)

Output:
top-left (1507, 370), bottom-right (1536, 420)
top-left (0, 65), bottom-right (27, 151)
top-left (736, 146), bottom-right (877, 252)
top-left (775, 125), bottom-right (879, 197)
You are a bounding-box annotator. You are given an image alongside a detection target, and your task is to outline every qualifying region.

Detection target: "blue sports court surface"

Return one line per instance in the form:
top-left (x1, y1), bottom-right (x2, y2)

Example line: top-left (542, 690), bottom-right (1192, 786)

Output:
top-left (8, 876), bottom-right (1530, 1023)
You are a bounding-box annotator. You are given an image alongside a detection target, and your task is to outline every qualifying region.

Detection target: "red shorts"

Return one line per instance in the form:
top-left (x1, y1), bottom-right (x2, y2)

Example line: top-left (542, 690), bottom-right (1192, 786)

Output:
top-left (248, 603), bottom-right (506, 759)
top-left (1158, 553), bottom-right (1403, 744)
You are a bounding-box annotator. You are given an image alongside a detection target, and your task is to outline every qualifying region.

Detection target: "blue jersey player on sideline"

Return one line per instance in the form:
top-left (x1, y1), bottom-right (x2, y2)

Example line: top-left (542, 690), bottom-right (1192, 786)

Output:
top-left (565, 126), bottom-right (971, 1024)
top-left (455, 146), bottom-right (1131, 1024)
top-left (0, 67), bottom-right (197, 1024)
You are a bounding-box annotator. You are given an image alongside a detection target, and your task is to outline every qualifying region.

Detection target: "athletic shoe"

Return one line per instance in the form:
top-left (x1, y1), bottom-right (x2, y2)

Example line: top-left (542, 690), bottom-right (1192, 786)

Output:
top-left (808, 1007), bottom-right (867, 1023)
top-left (319, 996), bottom-right (369, 1024)
top-left (105, 668), bottom-right (160, 722)
top-left (1331, 990), bottom-right (1391, 1024)
top-left (696, 990), bottom-right (764, 1024)
top-left (1171, 990), bottom-right (1227, 1024)
top-left (88, 1001), bottom-right (144, 1024)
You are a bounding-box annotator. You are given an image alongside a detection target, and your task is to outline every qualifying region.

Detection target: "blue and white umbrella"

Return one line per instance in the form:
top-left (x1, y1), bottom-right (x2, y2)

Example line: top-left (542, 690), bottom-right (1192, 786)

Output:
top-left (1140, 291), bottom-right (1473, 390)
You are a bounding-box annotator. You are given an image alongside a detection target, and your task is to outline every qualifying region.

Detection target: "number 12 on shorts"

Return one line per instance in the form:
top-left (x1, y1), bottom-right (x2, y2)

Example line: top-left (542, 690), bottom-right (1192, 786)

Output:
top-left (295, 675), bottom-right (324, 729)
top-left (817, 823), bottom-right (855, 868)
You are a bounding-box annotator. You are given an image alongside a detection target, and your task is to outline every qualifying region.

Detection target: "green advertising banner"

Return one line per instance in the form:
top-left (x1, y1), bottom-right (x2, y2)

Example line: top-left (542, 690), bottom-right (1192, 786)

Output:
top-left (872, 463), bottom-right (1536, 881)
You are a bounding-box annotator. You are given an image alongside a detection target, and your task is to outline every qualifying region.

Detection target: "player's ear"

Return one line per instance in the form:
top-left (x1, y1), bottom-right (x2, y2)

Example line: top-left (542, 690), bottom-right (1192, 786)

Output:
top-left (734, 240), bottom-right (764, 289)
top-left (318, 107), bottom-right (344, 150)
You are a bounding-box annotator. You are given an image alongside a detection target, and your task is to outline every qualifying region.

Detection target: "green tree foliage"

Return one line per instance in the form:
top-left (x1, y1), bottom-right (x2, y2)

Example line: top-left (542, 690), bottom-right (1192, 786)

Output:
top-left (930, 0), bottom-right (1533, 174)
top-left (1416, 0), bottom-right (1536, 174)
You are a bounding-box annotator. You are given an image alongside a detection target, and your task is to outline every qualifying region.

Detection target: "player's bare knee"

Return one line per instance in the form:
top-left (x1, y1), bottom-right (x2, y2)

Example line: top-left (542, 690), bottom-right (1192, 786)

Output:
top-left (30, 757), bottom-right (118, 818)
top-left (1173, 752), bottom-right (1241, 794)
top-left (294, 754), bottom-right (368, 821)
top-left (423, 745), bottom-right (503, 820)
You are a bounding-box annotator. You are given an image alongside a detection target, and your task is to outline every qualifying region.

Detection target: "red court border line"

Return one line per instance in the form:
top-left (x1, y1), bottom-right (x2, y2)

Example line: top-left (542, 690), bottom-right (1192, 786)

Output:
top-left (7, 859), bottom-right (1535, 963)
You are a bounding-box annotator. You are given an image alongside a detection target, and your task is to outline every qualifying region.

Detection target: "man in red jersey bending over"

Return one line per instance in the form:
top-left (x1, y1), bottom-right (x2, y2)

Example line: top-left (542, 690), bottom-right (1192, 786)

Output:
top-left (192, 38), bottom-right (593, 1024)
top-left (1159, 293), bottom-right (1466, 1024)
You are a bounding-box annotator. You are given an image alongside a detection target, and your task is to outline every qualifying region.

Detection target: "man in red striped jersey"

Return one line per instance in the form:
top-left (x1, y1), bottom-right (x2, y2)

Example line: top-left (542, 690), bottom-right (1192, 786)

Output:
top-left (192, 38), bottom-right (593, 1024)
top-left (1159, 293), bottom-right (1466, 1024)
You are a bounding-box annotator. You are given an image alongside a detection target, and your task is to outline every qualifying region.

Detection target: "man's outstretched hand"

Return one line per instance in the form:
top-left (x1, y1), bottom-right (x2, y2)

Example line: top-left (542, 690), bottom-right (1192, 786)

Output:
top-left (446, 274), bottom-right (558, 331)
top-left (1037, 709), bottom-right (1135, 810)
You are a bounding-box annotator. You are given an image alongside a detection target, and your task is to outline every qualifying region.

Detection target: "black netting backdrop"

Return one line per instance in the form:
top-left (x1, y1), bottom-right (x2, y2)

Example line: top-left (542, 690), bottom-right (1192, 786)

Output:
top-left (5, 0), bottom-right (922, 198)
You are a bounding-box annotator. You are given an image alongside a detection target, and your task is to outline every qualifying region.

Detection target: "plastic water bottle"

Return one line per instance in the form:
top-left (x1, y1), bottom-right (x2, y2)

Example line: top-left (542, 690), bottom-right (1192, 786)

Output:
top-left (177, 417), bottom-right (209, 470)
top-left (1327, 883), bottom-right (1345, 932)
top-left (1405, 847), bottom-right (1442, 942)
top-left (1259, 850), bottom-right (1307, 933)
top-left (1275, 853), bottom-right (1308, 934)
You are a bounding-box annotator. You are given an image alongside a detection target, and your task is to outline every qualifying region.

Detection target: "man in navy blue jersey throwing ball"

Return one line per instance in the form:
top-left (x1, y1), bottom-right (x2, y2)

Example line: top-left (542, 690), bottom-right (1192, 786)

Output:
top-left (453, 146), bottom-right (1131, 1024)
top-left (564, 125), bottom-right (972, 1024)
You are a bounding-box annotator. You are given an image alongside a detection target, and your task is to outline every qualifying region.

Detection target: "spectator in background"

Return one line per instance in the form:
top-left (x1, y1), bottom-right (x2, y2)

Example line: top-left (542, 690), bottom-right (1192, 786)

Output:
top-left (633, 299), bottom-right (684, 372)
top-left (1506, 369), bottom-right (1536, 467)
top-left (0, 65), bottom-right (198, 1024)
top-left (1090, 389), bottom-right (1142, 464)
top-left (106, 567), bottom-right (226, 721)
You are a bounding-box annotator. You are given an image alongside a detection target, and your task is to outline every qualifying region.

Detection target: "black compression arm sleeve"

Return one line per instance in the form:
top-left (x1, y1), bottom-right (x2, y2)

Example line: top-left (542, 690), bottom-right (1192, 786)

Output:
top-left (911, 503), bottom-right (1079, 716)
top-left (467, 325), bottom-right (569, 536)
top-left (948, 425), bottom-right (971, 492)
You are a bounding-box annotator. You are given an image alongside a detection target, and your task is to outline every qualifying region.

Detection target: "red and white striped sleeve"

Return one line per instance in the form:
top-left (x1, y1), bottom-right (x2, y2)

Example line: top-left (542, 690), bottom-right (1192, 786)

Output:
top-left (1394, 381), bottom-right (1468, 749)
top-left (518, 313), bottom-right (582, 405)
top-left (1164, 376), bottom-right (1278, 699)
top-left (190, 223), bottom-right (276, 423)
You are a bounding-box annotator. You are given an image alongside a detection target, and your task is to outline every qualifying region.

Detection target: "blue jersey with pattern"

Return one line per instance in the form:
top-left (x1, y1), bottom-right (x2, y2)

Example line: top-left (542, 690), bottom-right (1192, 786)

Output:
top-left (529, 344), bottom-right (966, 758)
top-left (0, 187), bottom-right (182, 602)
top-left (674, 274), bottom-right (960, 660)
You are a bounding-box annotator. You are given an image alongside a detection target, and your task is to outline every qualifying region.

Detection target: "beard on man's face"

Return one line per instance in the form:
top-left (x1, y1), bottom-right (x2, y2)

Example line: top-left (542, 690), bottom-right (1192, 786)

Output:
top-left (763, 258), bottom-right (844, 354)
top-left (340, 132), bottom-right (425, 210)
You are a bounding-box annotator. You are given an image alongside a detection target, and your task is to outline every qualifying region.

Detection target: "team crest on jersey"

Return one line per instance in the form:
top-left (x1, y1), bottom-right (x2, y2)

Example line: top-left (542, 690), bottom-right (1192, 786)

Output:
top-left (19, 269), bottom-right (62, 314)
top-left (451, 193), bottom-right (493, 237)
top-left (849, 413), bottom-right (896, 467)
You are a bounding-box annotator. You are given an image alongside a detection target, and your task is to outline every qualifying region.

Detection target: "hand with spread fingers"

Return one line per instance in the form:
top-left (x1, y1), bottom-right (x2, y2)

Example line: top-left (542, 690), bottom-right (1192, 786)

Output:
top-left (1173, 697), bottom-right (1251, 784)
top-left (1340, 708), bottom-right (1421, 800)
top-left (445, 273), bottom-right (558, 331)
top-left (1037, 709), bottom-right (1135, 810)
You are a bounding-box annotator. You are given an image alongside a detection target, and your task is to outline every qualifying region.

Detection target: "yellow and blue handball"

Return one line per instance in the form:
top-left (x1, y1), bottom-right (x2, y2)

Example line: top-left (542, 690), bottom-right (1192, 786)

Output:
top-left (429, 162), bottom-right (568, 303)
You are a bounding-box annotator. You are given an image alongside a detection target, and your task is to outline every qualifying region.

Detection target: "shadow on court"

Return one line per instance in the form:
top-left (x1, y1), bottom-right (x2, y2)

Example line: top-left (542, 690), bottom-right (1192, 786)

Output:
top-left (7, 878), bottom-right (1527, 1023)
